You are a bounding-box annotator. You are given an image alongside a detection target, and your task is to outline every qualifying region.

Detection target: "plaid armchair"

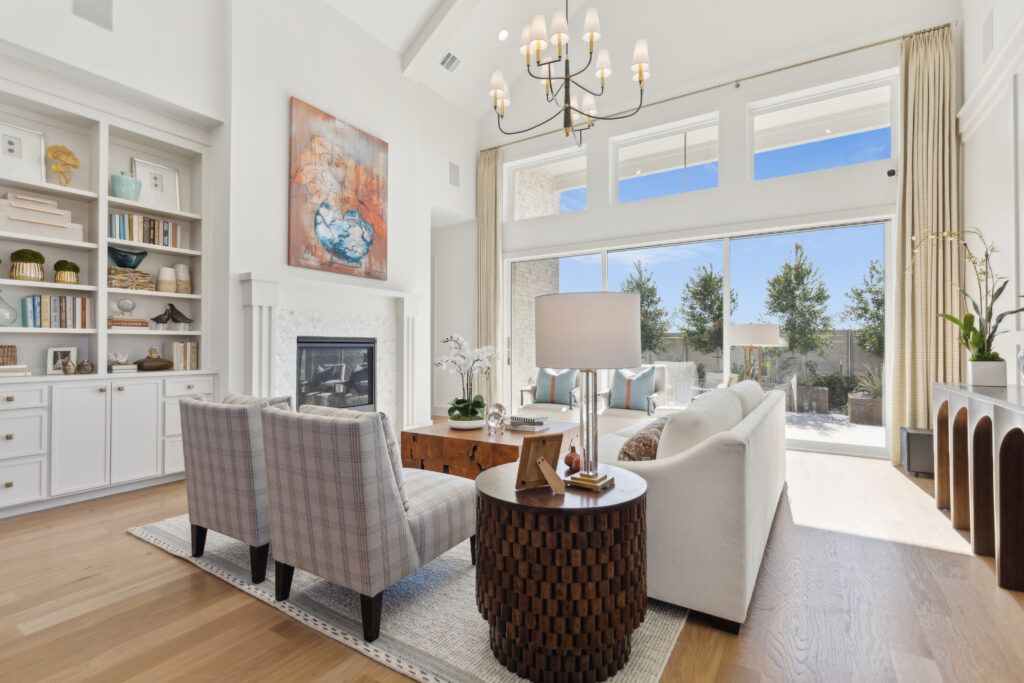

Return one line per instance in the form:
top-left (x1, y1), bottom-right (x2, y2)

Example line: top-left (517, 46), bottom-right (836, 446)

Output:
top-left (261, 405), bottom-right (476, 642)
top-left (179, 394), bottom-right (291, 584)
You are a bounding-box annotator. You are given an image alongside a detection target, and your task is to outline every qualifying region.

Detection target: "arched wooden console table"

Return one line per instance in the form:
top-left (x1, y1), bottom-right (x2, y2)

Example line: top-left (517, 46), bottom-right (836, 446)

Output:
top-left (933, 383), bottom-right (1024, 591)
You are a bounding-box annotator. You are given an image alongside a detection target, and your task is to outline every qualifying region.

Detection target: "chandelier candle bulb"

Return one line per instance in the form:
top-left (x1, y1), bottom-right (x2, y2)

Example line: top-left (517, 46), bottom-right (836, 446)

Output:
top-left (632, 38), bottom-right (650, 73)
top-left (520, 23), bottom-right (531, 63)
top-left (551, 8), bottom-right (569, 57)
top-left (582, 7), bottom-right (600, 51)
top-left (530, 14), bottom-right (548, 60)
top-left (595, 48), bottom-right (612, 86)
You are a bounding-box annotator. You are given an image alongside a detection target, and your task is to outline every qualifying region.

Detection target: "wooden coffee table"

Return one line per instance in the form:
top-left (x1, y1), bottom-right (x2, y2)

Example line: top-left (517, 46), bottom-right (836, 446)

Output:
top-left (400, 421), bottom-right (579, 480)
top-left (475, 462), bottom-right (647, 682)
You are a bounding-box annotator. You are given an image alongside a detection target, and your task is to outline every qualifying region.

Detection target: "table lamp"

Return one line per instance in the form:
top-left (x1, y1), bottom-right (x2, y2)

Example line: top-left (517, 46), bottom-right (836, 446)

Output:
top-left (729, 323), bottom-right (781, 382)
top-left (535, 292), bottom-right (641, 491)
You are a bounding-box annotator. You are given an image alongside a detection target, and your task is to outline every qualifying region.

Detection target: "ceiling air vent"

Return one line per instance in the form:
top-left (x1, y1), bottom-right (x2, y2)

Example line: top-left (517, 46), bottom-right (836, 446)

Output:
top-left (440, 52), bottom-right (461, 73)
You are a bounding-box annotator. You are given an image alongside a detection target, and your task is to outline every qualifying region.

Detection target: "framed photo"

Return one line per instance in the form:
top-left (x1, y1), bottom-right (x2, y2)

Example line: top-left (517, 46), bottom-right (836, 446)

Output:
top-left (515, 434), bottom-right (565, 492)
top-left (0, 121), bottom-right (45, 183)
top-left (47, 346), bottom-right (77, 375)
top-left (131, 157), bottom-right (181, 211)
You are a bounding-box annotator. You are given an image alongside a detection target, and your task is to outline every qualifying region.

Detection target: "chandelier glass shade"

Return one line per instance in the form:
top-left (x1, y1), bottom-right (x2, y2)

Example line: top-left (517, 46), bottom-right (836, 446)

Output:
top-left (489, 0), bottom-right (650, 146)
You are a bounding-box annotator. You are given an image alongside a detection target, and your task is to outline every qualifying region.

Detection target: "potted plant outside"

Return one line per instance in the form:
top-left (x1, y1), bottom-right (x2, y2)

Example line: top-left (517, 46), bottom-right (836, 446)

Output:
top-left (10, 249), bottom-right (45, 282)
top-left (434, 334), bottom-right (498, 429)
top-left (932, 227), bottom-right (1024, 387)
top-left (848, 364), bottom-right (883, 426)
top-left (53, 259), bottom-right (80, 285)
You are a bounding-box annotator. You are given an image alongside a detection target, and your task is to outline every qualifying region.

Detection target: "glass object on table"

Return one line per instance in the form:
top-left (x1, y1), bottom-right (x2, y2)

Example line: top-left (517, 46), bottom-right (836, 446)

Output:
top-left (0, 291), bottom-right (17, 327)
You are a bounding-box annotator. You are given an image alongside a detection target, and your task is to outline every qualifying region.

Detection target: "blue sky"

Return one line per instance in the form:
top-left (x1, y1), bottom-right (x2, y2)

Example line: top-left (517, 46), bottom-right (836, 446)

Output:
top-left (553, 128), bottom-right (891, 329)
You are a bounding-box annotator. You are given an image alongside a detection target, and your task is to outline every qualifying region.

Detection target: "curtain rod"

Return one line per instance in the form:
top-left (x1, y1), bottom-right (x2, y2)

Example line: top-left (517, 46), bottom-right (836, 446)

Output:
top-left (480, 22), bottom-right (951, 152)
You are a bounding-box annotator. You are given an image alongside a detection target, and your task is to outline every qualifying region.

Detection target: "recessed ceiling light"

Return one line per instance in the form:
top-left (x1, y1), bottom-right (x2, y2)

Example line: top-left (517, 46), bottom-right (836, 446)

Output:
top-left (824, 128), bottom-right (832, 134)
top-left (497, 28), bottom-right (509, 41)
top-left (635, 169), bottom-right (642, 175)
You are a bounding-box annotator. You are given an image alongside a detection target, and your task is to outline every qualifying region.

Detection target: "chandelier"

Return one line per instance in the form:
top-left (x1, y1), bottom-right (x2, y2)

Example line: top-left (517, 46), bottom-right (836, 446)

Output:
top-left (489, 0), bottom-right (650, 146)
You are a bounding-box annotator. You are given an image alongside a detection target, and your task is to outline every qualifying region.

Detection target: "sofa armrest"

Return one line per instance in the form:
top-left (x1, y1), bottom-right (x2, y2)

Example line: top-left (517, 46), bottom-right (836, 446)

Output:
top-left (646, 391), bottom-right (660, 415)
top-left (520, 385), bottom-right (537, 406)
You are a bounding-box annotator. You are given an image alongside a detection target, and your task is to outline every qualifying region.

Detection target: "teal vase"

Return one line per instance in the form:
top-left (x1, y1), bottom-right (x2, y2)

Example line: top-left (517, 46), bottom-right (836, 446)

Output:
top-left (110, 171), bottom-right (142, 201)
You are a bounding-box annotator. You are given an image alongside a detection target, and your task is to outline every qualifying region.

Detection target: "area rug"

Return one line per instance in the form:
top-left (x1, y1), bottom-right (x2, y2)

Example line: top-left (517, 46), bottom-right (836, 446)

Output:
top-left (129, 515), bottom-right (687, 682)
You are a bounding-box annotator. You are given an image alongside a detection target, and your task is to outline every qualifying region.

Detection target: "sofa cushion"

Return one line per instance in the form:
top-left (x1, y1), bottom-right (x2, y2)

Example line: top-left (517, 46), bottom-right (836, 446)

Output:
top-left (534, 368), bottom-right (579, 405)
top-left (403, 468), bottom-right (476, 565)
top-left (617, 418), bottom-right (668, 462)
top-left (609, 366), bottom-right (656, 411)
top-left (298, 405), bottom-right (408, 511)
top-left (729, 380), bottom-right (764, 417)
top-left (656, 389), bottom-right (742, 459)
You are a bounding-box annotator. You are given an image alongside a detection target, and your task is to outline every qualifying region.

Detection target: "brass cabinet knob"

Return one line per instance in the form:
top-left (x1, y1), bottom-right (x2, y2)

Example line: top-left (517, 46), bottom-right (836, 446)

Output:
top-left (187, 384), bottom-right (195, 389)
top-left (3, 481), bottom-right (12, 488)
top-left (99, 387), bottom-right (107, 393)
top-left (5, 396), bottom-right (13, 402)
top-left (4, 434), bottom-right (12, 440)
top-left (117, 386), bottom-right (125, 391)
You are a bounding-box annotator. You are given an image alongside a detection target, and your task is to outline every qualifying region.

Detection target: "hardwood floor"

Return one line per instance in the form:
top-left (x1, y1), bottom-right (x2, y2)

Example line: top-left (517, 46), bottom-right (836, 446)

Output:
top-left (1, 451), bottom-right (1022, 681)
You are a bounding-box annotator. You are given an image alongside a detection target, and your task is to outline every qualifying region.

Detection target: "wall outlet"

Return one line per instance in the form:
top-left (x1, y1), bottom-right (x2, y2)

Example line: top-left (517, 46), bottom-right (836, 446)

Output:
top-left (148, 171), bottom-right (164, 193)
top-left (2, 134), bottom-right (22, 159)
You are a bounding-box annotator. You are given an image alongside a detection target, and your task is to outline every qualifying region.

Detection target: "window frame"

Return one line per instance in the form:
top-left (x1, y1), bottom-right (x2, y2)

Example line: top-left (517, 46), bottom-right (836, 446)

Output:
top-left (502, 145), bottom-right (589, 223)
top-left (608, 112), bottom-right (720, 205)
top-left (746, 69), bottom-right (899, 181)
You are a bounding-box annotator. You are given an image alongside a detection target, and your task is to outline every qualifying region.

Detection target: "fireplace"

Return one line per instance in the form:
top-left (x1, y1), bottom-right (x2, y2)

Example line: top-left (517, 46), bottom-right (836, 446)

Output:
top-left (296, 337), bottom-right (376, 411)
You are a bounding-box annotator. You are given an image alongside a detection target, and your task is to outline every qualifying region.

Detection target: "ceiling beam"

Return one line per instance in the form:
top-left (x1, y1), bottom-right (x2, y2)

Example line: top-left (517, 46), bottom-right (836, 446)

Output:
top-left (401, 0), bottom-right (480, 78)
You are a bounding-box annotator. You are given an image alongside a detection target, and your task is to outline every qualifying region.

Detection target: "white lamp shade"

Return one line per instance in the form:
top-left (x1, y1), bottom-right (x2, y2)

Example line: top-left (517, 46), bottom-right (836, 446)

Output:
top-left (582, 7), bottom-right (600, 42)
top-left (729, 323), bottom-right (782, 347)
top-left (631, 38), bottom-right (650, 72)
top-left (535, 292), bottom-right (641, 369)
top-left (582, 93), bottom-right (596, 115)
top-left (488, 69), bottom-right (505, 97)
top-left (530, 14), bottom-right (549, 50)
top-left (570, 94), bottom-right (581, 121)
top-left (595, 49), bottom-right (612, 79)
top-left (550, 8), bottom-right (569, 44)
top-left (519, 23), bottom-right (532, 54)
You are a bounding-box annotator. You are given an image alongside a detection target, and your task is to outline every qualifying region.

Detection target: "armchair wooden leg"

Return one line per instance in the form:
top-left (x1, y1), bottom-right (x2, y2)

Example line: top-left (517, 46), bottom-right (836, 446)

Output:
top-left (470, 535), bottom-right (477, 565)
top-left (249, 544), bottom-right (270, 583)
top-left (275, 562), bottom-right (295, 601)
top-left (360, 592), bottom-right (383, 642)
top-left (704, 613), bottom-right (741, 634)
top-left (190, 524), bottom-right (207, 558)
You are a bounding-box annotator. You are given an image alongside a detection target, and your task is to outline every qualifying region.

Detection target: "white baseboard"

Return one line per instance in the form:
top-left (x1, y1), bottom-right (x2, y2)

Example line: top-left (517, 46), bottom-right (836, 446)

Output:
top-left (0, 473), bottom-right (185, 520)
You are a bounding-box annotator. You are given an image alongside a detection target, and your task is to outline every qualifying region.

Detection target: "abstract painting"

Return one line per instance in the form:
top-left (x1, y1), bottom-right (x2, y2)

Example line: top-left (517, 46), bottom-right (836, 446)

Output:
top-left (288, 97), bottom-right (388, 280)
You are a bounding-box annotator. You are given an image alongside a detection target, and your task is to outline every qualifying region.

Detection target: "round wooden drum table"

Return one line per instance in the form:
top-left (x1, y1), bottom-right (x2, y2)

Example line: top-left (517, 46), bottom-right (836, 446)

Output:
top-left (475, 463), bottom-right (647, 683)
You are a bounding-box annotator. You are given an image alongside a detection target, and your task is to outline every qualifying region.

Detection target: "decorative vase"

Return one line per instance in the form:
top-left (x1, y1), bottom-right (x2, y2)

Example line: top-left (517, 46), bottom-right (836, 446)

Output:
top-left (108, 246), bottom-right (147, 269)
top-left (76, 359), bottom-right (95, 374)
top-left (156, 267), bottom-right (176, 292)
top-left (54, 270), bottom-right (79, 285)
top-left (0, 291), bottom-right (17, 327)
top-left (966, 360), bottom-right (1006, 387)
top-left (62, 358), bottom-right (77, 375)
top-left (174, 263), bottom-right (191, 294)
top-left (110, 171), bottom-right (142, 201)
top-left (10, 262), bottom-right (43, 282)
top-left (448, 417), bottom-right (486, 430)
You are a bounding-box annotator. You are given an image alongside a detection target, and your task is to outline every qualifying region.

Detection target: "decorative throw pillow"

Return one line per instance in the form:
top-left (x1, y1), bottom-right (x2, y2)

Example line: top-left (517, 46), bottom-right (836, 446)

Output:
top-left (223, 393), bottom-right (293, 409)
top-left (729, 380), bottom-right (764, 417)
top-left (656, 389), bottom-right (742, 458)
top-left (617, 418), bottom-right (668, 462)
top-left (298, 405), bottom-right (409, 510)
top-left (609, 366), bottom-right (656, 411)
top-left (534, 368), bottom-right (579, 405)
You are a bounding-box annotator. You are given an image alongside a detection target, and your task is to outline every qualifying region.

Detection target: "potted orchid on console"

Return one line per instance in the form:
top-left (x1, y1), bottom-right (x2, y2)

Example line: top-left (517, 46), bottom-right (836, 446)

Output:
top-left (434, 334), bottom-right (498, 429)
top-left (928, 227), bottom-right (1024, 387)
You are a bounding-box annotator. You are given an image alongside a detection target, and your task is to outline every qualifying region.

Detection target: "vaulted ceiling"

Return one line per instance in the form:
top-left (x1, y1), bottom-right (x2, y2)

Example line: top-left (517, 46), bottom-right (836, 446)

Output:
top-left (326, 0), bottom-right (960, 123)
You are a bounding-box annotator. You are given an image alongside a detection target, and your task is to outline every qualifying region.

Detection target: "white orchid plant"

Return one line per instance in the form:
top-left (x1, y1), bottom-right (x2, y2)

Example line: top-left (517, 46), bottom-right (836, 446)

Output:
top-left (434, 334), bottom-right (498, 420)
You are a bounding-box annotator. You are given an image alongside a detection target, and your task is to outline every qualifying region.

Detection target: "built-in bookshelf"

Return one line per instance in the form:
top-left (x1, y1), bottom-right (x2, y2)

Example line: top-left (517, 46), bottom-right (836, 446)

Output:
top-left (0, 94), bottom-right (207, 378)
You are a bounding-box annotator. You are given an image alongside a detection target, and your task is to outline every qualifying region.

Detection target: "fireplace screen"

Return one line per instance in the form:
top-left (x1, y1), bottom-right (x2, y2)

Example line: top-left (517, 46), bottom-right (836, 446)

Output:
top-left (296, 337), bottom-right (375, 410)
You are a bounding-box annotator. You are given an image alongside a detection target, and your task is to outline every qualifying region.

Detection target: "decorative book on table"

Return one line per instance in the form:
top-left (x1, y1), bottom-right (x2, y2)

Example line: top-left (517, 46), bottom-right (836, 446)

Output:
top-left (20, 295), bottom-right (92, 329)
top-left (108, 213), bottom-right (183, 249)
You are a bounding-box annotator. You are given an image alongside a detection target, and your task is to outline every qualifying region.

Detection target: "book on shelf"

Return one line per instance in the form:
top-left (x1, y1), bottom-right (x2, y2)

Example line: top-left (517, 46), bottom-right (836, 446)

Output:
top-left (107, 317), bottom-right (150, 328)
top-left (20, 295), bottom-right (92, 329)
top-left (0, 364), bottom-right (29, 374)
top-left (108, 213), bottom-right (183, 249)
top-left (0, 345), bottom-right (16, 365)
top-left (163, 341), bottom-right (199, 371)
top-left (109, 364), bottom-right (138, 373)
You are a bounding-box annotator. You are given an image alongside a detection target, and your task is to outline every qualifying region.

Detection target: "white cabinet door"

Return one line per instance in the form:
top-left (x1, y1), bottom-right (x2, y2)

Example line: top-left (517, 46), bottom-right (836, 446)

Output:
top-left (51, 382), bottom-right (110, 495)
top-left (110, 379), bottom-right (161, 483)
top-left (164, 437), bottom-right (184, 474)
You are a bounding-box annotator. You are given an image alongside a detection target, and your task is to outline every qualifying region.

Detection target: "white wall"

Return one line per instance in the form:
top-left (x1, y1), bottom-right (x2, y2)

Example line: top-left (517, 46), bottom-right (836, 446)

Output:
top-left (431, 220), bottom-right (476, 413)
top-left (958, 2), bottom-right (1024, 381)
top-left (0, 0), bottom-right (229, 124)
top-left (225, 0), bottom-right (477, 424)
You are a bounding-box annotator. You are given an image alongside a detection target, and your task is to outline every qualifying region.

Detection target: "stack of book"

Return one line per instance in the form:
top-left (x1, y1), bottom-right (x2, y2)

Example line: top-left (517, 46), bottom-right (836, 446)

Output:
top-left (1, 192), bottom-right (85, 241)
top-left (107, 317), bottom-right (150, 329)
top-left (164, 341), bottom-right (199, 371)
top-left (109, 363), bottom-right (138, 374)
top-left (108, 213), bottom-right (184, 248)
top-left (0, 345), bottom-right (16, 365)
top-left (0, 364), bottom-right (30, 377)
top-left (20, 295), bottom-right (93, 329)
top-left (107, 266), bottom-right (155, 291)
top-left (507, 415), bottom-right (549, 432)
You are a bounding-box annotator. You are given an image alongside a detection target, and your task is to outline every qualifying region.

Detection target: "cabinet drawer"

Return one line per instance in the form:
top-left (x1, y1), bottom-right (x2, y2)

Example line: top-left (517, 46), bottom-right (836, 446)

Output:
top-left (164, 395), bottom-right (212, 437)
top-left (0, 386), bottom-right (47, 410)
top-left (0, 458), bottom-right (45, 508)
top-left (0, 411), bottom-right (46, 460)
top-left (165, 377), bottom-right (213, 398)
top-left (164, 437), bottom-right (184, 474)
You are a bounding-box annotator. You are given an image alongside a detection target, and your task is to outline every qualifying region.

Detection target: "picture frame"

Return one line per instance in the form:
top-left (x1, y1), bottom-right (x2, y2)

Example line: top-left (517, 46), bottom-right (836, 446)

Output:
top-left (515, 434), bottom-right (566, 493)
top-left (131, 156), bottom-right (181, 211)
top-left (46, 346), bottom-right (77, 375)
top-left (0, 121), bottom-right (45, 184)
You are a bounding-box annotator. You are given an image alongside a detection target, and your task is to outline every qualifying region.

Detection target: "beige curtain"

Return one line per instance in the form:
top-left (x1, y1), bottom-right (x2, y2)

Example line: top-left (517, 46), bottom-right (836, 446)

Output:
top-left (890, 26), bottom-right (962, 464)
top-left (475, 148), bottom-right (503, 402)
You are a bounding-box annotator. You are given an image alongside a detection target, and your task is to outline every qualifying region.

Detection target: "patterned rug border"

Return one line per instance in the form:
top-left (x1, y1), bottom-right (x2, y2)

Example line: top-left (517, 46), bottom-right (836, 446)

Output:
top-left (128, 521), bottom-right (687, 682)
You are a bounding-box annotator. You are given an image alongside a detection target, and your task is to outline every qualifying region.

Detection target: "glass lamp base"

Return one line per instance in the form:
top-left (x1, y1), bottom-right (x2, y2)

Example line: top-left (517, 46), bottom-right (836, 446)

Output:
top-left (567, 471), bottom-right (614, 491)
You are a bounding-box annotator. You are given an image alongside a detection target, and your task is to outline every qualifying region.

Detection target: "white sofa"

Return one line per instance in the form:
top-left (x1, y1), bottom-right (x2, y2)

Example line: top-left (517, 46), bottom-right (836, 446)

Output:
top-left (598, 381), bottom-right (786, 631)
